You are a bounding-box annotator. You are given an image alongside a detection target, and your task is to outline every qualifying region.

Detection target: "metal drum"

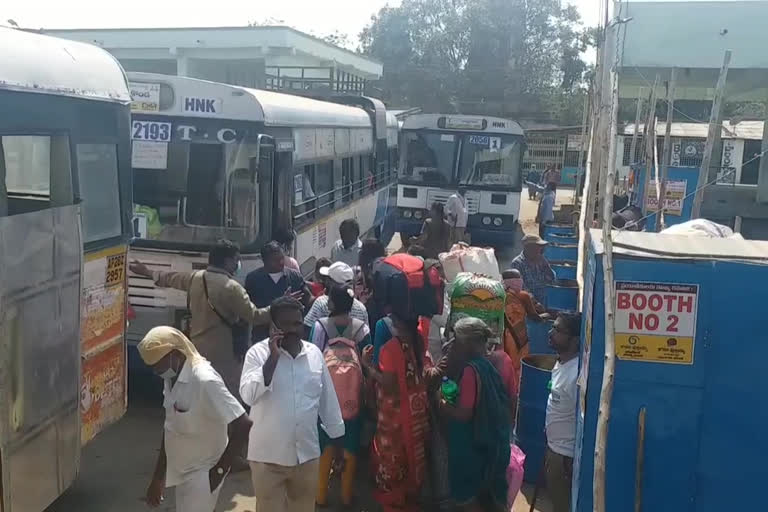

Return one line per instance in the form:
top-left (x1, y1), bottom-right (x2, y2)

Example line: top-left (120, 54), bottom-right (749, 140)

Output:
top-left (516, 354), bottom-right (558, 482)
top-left (542, 223), bottom-right (575, 237)
top-left (544, 232), bottom-right (578, 245)
top-left (526, 317), bottom-right (555, 355)
top-left (546, 243), bottom-right (578, 262)
top-left (545, 279), bottom-right (579, 311)
top-left (551, 260), bottom-right (577, 280)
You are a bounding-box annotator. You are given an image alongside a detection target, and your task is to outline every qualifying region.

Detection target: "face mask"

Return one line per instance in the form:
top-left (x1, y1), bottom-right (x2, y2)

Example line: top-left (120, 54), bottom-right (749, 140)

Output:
top-left (236, 260), bottom-right (242, 274)
top-left (504, 278), bottom-right (524, 293)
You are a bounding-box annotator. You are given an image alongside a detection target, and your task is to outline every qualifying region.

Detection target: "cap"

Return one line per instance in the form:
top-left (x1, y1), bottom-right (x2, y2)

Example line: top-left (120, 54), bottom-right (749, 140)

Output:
top-left (319, 261), bottom-right (354, 284)
top-left (521, 234), bottom-right (548, 246)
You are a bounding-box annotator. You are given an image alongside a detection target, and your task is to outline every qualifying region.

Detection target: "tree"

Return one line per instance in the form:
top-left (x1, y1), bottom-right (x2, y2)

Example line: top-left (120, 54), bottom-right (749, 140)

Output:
top-left (360, 0), bottom-right (593, 120)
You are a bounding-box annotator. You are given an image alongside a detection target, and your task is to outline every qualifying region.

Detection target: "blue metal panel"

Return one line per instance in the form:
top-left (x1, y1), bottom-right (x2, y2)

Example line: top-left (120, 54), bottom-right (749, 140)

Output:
top-left (552, 261), bottom-right (577, 280)
top-left (545, 280), bottom-right (579, 311)
top-left (543, 223), bottom-right (576, 237)
top-left (546, 243), bottom-right (578, 261)
top-left (544, 232), bottom-right (578, 244)
top-left (631, 166), bottom-right (700, 229)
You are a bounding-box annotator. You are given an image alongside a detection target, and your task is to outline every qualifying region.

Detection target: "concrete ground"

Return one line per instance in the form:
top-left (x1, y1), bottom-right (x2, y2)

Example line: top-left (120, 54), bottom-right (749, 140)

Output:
top-left (46, 190), bottom-right (574, 512)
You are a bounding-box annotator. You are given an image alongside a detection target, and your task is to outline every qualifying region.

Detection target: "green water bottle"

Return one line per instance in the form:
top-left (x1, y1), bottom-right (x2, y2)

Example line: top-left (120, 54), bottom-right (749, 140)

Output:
top-left (441, 376), bottom-right (459, 404)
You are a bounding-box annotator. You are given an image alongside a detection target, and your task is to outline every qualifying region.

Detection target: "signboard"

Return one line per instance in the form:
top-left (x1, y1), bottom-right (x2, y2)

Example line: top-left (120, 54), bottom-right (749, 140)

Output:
top-left (131, 140), bottom-right (168, 169)
top-left (645, 179), bottom-right (686, 216)
top-left (81, 341), bottom-right (126, 443)
top-left (615, 281), bottom-right (698, 364)
top-left (469, 135), bottom-right (490, 145)
top-left (567, 134), bottom-right (584, 151)
top-left (719, 139), bottom-right (744, 184)
top-left (444, 117), bottom-right (485, 130)
top-left (130, 82), bottom-right (160, 112)
top-left (182, 96), bottom-right (223, 114)
top-left (489, 136), bottom-right (501, 152)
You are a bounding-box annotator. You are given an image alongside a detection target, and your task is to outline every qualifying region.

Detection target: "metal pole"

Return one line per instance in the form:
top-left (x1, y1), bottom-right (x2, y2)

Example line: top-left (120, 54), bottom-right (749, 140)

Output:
top-left (692, 50), bottom-right (731, 218)
top-left (575, 92), bottom-right (591, 201)
top-left (641, 75), bottom-right (660, 217)
top-left (656, 68), bottom-right (677, 231)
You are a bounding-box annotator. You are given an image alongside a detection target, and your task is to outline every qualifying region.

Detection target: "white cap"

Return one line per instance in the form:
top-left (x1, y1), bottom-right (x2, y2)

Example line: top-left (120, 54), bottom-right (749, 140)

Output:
top-left (319, 261), bottom-right (354, 285)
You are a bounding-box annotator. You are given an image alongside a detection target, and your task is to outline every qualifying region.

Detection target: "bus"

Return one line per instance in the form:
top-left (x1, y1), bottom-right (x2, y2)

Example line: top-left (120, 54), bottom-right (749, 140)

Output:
top-left (126, 72), bottom-right (398, 350)
top-left (396, 114), bottom-right (525, 244)
top-left (0, 28), bottom-right (132, 511)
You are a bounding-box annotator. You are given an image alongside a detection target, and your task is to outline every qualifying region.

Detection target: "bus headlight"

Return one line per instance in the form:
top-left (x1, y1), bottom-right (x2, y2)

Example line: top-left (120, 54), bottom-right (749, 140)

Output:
top-left (482, 216), bottom-right (491, 225)
top-left (403, 209), bottom-right (413, 218)
top-left (414, 210), bottom-right (423, 220)
top-left (493, 217), bottom-right (503, 226)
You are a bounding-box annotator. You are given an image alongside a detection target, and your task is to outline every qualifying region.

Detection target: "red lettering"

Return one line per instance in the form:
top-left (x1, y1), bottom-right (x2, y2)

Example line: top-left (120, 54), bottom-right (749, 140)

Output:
top-left (632, 294), bottom-right (647, 310)
top-left (617, 292), bottom-right (631, 310)
top-left (645, 314), bottom-right (659, 330)
top-left (663, 294), bottom-right (677, 312)
top-left (678, 295), bottom-right (694, 313)
top-left (629, 313), bottom-right (644, 330)
top-left (648, 294), bottom-right (663, 311)
top-left (667, 314), bottom-right (679, 332)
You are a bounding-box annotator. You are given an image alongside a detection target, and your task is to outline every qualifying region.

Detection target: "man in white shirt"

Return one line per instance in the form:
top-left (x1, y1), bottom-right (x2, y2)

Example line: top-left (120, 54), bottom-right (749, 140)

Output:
top-left (545, 312), bottom-right (581, 512)
top-left (330, 218), bottom-right (362, 267)
top-left (240, 296), bottom-right (345, 512)
top-left (139, 326), bottom-right (251, 512)
top-left (445, 186), bottom-right (468, 244)
top-left (303, 261), bottom-right (369, 338)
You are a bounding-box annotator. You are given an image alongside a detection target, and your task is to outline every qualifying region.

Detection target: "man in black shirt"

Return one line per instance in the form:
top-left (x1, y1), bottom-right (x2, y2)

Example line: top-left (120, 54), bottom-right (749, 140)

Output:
top-left (245, 241), bottom-right (310, 342)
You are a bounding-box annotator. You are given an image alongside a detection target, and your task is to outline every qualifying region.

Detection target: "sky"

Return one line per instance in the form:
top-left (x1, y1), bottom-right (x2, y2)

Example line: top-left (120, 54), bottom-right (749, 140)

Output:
top-left (3, 0), bottom-right (603, 43)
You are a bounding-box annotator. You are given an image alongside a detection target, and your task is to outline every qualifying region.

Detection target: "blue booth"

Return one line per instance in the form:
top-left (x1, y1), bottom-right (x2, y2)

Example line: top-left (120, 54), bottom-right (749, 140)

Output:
top-left (629, 165), bottom-right (700, 230)
top-left (574, 229), bottom-right (768, 512)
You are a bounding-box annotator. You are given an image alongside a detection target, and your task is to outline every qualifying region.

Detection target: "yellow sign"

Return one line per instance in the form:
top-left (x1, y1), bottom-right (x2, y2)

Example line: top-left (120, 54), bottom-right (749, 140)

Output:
top-left (105, 251), bottom-right (126, 287)
top-left (616, 333), bottom-right (694, 364)
top-left (614, 281), bottom-right (698, 365)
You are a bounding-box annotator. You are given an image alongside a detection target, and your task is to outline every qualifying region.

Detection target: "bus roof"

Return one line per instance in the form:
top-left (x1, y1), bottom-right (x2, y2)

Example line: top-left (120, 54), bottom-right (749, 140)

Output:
top-left (0, 28), bottom-right (130, 103)
top-left (127, 72), bottom-right (372, 129)
top-left (401, 113), bottom-right (524, 136)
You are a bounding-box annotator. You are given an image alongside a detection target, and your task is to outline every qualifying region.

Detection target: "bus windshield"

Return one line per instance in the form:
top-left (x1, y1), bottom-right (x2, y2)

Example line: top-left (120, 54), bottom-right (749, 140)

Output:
top-left (132, 130), bottom-right (261, 249)
top-left (401, 131), bottom-right (457, 185)
top-left (457, 134), bottom-right (523, 187)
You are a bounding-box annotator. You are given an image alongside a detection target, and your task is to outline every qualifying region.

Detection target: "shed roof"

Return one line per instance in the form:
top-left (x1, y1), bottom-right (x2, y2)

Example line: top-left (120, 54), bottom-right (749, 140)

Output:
top-left (622, 120), bottom-right (764, 140)
top-left (590, 229), bottom-right (768, 262)
top-left (0, 27), bottom-right (130, 103)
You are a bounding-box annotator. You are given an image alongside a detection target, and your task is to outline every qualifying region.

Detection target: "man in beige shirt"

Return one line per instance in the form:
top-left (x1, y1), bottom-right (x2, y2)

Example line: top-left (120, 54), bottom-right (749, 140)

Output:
top-left (130, 239), bottom-right (270, 395)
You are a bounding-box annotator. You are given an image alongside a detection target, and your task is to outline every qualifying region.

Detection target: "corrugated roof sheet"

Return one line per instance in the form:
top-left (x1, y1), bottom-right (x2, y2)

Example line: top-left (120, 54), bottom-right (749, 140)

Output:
top-left (622, 121), bottom-right (764, 140)
top-left (590, 229), bottom-right (768, 263)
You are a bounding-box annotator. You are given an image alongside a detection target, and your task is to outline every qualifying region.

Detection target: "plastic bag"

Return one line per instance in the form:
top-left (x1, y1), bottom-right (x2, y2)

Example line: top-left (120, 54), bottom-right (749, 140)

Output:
top-left (439, 243), bottom-right (502, 284)
top-left (448, 272), bottom-right (506, 343)
top-left (507, 443), bottom-right (526, 508)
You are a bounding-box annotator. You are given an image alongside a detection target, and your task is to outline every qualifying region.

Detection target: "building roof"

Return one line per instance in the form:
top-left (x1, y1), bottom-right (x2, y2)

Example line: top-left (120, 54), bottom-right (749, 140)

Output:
top-left (43, 26), bottom-right (382, 78)
top-left (0, 27), bottom-right (130, 103)
top-left (128, 72), bottom-right (372, 128)
top-left (622, 120), bottom-right (764, 140)
top-left (591, 229), bottom-right (768, 262)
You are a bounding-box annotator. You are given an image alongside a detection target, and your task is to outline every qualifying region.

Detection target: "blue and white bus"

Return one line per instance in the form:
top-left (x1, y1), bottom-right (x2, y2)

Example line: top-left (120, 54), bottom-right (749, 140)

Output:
top-left (396, 114), bottom-right (525, 244)
top-left (126, 72), bottom-right (398, 346)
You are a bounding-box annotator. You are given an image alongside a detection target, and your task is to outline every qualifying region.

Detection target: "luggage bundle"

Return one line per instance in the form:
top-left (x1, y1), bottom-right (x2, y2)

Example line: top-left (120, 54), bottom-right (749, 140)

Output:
top-left (371, 253), bottom-right (444, 319)
top-left (448, 272), bottom-right (506, 343)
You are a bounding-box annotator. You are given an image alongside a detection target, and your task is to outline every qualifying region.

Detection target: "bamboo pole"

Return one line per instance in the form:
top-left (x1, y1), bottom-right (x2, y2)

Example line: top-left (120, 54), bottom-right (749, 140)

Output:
top-left (593, 60), bottom-right (620, 512)
top-left (653, 120), bottom-right (663, 227)
top-left (575, 92), bottom-right (591, 201)
top-left (634, 407), bottom-right (647, 512)
top-left (656, 68), bottom-right (677, 231)
top-left (640, 75), bottom-right (660, 217)
top-left (691, 50), bottom-right (731, 218)
top-left (628, 88), bottom-right (644, 169)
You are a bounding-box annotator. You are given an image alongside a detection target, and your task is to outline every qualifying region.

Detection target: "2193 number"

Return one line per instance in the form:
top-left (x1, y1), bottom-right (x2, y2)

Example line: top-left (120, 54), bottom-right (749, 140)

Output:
top-left (132, 121), bottom-right (171, 142)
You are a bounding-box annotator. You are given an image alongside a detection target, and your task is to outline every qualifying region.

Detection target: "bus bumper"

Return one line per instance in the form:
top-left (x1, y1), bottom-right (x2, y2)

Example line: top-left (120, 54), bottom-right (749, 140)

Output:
top-left (396, 219), bottom-right (424, 238)
top-left (468, 226), bottom-right (517, 245)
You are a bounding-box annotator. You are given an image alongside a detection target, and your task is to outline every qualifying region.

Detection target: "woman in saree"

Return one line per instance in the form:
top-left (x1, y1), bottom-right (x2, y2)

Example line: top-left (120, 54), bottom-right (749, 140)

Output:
top-left (439, 317), bottom-right (511, 512)
top-left (362, 313), bottom-right (431, 512)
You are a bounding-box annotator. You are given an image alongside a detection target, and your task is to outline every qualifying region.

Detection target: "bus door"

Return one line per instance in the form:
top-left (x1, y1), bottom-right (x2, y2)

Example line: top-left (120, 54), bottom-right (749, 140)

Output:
top-left (271, 141), bottom-right (295, 241)
top-left (0, 204), bottom-right (82, 512)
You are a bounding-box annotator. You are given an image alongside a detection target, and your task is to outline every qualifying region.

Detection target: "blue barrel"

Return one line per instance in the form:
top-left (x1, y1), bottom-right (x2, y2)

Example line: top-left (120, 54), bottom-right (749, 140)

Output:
top-left (542, 223), bottom-right (575, 237)
top-left (526, 317), bottom-right (555, 355)
top-left (516, 354), bottom-right (557, 483)
top-left (545, 279), bottom-right (579, 311)
top-left (551, 260), bottom-right (577, 280)
top-left (544, 232), bottom-right (578, 245)
top-left (546, 243), bottom-right (578, 261)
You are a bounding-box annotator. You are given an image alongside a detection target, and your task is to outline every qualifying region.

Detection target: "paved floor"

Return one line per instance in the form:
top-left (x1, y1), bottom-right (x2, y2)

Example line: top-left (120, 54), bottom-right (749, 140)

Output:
top-left (46, 190), bottom-right (574, 512)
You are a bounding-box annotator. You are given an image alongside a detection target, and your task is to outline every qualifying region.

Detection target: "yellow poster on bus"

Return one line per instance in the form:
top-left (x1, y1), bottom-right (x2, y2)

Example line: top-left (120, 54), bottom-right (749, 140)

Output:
top-left (80, 245), bottom-right (128, 444)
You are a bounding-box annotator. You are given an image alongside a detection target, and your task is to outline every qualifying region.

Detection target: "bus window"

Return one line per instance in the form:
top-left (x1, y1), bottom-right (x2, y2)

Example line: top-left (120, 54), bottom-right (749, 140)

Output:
top-left (4, 135), bottom-right (51, 196)
top-left (341, 157), bottom-right (353, 203)
top-left (76, 144), bottom-right (122, 243)
top-left (402, 132), bottom-right (456, 185)
top-left (458, 135), bottom-right (523, 188)
top-left (186, 143), bottom-right (224, 226)
top-left (315, 161), bottom-right (334, 215)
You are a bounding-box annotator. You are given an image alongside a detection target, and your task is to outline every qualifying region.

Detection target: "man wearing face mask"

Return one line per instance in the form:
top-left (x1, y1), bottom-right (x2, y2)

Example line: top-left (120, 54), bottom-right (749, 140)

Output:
top-left (502, 268), bottom-right (549, 377)
top-left (138, 326), bottom-right (252, 512)
top-left (129, 239), bottom-right (270, 396)
top-left (245, 241), bottom-right (311, 343)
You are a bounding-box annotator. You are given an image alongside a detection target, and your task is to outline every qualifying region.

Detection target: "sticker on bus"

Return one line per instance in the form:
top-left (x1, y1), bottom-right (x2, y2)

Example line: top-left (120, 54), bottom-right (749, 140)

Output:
top-left (132, 120), bottom-right (172, 142)
top-left (469, 135), bottom-right (490, 146)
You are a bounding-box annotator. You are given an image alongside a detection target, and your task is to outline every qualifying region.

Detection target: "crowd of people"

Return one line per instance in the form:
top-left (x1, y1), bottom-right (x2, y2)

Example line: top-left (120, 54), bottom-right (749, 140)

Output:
top-left (129, 215), bottom-right (581, 512)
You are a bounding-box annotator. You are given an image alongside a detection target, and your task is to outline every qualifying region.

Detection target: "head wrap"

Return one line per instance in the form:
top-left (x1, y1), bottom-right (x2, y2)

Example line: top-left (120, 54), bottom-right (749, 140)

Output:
top-left (137, 326), bottom-right (203, 366)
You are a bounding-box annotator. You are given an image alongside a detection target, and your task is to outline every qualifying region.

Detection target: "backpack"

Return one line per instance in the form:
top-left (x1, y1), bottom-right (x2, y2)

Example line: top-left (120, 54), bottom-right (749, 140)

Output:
top-left (318, 319), bottom-right (365, 421)
top-left (371, 253), bottom-right (444, 318)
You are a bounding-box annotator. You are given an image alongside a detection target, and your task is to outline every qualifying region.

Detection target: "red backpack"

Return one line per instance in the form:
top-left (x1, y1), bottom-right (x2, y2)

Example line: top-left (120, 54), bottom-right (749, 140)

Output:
top-left (317, 319), bottom-right (366, 421)
top-left (371, 253), bottom-right (444, 318)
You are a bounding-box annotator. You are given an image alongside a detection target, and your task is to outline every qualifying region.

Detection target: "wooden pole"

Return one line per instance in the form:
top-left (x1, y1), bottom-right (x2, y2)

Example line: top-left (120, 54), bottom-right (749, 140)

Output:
top-left (628, 88), bottom-right (644, 169)
top-left (575, 92), bottom-right (591, 201)
top-left (634, 407), bottom-right (647, 512)
top-left (640, 75), bottom-right (660, 217)
top-left (691, 50), bottom-right (731, 218)
top-left (656, 68), bottom-right (677, 231)
top-left (652, 120), bottom-right (663, 227)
